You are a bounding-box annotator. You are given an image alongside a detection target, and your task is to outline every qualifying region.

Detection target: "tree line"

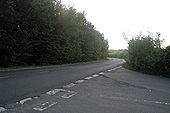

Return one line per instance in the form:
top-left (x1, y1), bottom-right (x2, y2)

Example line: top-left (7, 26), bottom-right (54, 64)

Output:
top-left (125, 32), bottom-right (170, 77)
top-left (108, 49), bottom-right (127, 59)
top-left (0, 0), bottom-right (108, 67)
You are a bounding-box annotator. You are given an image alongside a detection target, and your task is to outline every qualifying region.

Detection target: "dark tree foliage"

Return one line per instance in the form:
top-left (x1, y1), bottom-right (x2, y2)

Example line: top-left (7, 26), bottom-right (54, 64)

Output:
top-left (126, 33), bottom-right (170, 76)
top-left (0, 0), bottom-right (108, 67)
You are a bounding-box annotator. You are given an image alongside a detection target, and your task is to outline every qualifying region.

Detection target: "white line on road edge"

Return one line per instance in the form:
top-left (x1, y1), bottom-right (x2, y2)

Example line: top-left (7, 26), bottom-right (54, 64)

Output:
top-left (0, 107), bottom-right (6, 112)
top-left (19, 98), bottom-right (32, 104)
top-left (61, 91), bottom-right (77, 99)
top-left (92, 74), bottom-right (99, 77)
top-left (46, 89), bottom-right (66, 96)
top-left (143, 100), bottom-right (170, 105)
top-left (108, 66), bottom-right (122, 72)
top-left (63, 83), bottom-right (76, 88)
top-left (107, 96), bottom-right (170, 106)
top-left (84, 76), bottom-right (93, 80)
top-left (33, 101), bottom-right (57, 111)
top-left (75, 80), bottom-right (84, 84)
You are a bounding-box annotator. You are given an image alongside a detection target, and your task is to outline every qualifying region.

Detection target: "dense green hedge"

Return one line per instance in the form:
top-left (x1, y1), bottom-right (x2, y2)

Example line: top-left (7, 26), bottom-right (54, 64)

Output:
top-left (126, 33), bottom-right (170, 76)
top-left (0, 0), bottom-right (108, 67)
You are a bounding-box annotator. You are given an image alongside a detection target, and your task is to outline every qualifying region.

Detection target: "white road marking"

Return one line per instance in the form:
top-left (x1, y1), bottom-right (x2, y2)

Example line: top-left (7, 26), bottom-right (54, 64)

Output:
top-left (19, 98), bottom-right (32, 104)
top-left (107, 96), bottom-right (170, 106)
top-left (75, 80), bottom-right (84, 84)
top-left (46, 89), bottom-right (65, 96)
top-left (84, 76), bottom-right (93, 80)
top-left (63, 83), bottom-right (76, 88)
top-left (107, 69), bottom-right (112, 72)
top-left (143, 100), bottom-right (170, 105)
top-left (33, 96), bottom-right (39, 99)
top-left (61, 91), bottom-right (77, 99)
top-left (108, 66), bottom-right (122, 72)
top-left (0, 107), bottom-right (6, 112)
top-left (99, 72), bottom-right (104, 75)
top-left (92, 74), bottom-right (99, 77)
top-left (33, 101), bottom-right (57, 111)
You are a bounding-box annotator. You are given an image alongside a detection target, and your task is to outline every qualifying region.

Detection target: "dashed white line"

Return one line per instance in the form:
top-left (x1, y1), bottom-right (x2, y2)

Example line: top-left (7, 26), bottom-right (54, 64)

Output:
top-left (19, 98), bottom-right (32, 104)
top-left (0, 107), bottom-right (6, 112)
top-left (63, 83), bottom-right (76, 88)
top-left (84, 76), bottom-right (93, 80)
top-left (92, 74), bottom-right (99, 77)
top-left (33, 101), bottom-right (57, 111)
top-left (108, 66), bottom-right (122, 72)
top-left (33, 96), bottom-right (39, 99)
top-left (99, 72), bottom-right (104, 75)
top-left (46, 89), bottom-right (65, 96)
top-left (75, 80), bottom-right (85, 84)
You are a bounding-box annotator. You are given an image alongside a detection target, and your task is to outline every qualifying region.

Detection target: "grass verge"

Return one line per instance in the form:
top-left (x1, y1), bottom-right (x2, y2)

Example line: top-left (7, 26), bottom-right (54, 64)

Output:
top-left (122, 63), bottom-right (134, 70)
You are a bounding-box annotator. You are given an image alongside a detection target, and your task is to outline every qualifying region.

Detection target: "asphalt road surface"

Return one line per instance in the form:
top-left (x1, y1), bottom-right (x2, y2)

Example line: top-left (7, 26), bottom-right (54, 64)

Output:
top-left (1, 58), bottom-right (170, 113)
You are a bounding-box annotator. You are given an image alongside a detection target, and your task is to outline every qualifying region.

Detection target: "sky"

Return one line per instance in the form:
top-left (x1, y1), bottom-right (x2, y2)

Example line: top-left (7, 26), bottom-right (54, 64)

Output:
top-left (61, 0), bottom-right (170, 49)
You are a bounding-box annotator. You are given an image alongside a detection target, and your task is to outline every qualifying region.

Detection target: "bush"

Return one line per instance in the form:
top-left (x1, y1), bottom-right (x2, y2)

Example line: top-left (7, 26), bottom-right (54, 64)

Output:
top-left (126, 33), bottom-right (170, 77)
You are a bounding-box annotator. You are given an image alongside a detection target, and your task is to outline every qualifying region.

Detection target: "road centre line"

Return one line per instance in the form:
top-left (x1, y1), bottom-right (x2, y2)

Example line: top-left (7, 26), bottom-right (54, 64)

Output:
top-left (75, 80), bottom-right (85, 83)
top-left (99, 72), bottom-right (104, 75)
top-left (108, 66), bottom-right (122, 72)
top-left (84, 76), bottom-right (93, 80)
top-left (92, 74), bottom-right (99, 77)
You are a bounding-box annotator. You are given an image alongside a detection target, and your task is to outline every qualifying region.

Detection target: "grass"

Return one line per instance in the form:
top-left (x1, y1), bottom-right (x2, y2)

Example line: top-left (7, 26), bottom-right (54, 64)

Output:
top-left (0, 59), bottom-right (108, 72)
top-left (122, 63), bottom-right (134, 70)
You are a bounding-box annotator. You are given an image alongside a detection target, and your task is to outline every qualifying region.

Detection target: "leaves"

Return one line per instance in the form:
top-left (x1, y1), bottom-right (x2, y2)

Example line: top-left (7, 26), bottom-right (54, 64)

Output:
top-left (126, 33), bottom-right (170, 76)
top-left (0, 0), bottom-right (108, 67)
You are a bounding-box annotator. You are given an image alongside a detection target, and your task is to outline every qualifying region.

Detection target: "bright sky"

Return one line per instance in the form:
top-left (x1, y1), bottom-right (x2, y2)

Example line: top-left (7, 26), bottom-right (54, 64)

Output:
top-left (61, 0), bottom-right (170, 49)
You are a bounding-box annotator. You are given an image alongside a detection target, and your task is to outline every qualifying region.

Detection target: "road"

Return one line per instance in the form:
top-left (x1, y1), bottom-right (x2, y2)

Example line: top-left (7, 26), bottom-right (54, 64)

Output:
top-left (0, 58), bottom-right (124, 106)
top-left (1, 58), bottom-right (170, 113)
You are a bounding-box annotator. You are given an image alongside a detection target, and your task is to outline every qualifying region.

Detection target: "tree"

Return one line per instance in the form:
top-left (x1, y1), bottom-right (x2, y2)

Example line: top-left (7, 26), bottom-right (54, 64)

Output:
top-left (126, 32), bottom-right (170, 76)
top-left (0, 0), bottom-right (108, 67)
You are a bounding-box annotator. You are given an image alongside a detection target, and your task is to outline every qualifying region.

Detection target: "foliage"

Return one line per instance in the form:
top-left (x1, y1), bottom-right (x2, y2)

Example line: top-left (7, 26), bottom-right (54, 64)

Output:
top-left (108, 49), bottom-right (127, 59)
top-left (126, 32), bottom-right (170, 76)
top-left (0, 0), bottom-right (108, 67)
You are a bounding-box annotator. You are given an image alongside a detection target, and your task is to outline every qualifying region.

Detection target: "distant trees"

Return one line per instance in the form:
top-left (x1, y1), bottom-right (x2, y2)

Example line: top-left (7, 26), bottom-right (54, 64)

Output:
top-left (108, 49), bottom-right (127, 59)
top-left (125, 32), bottom-right (170, 76)
top-left (0, 0), bottom-right (108, 67)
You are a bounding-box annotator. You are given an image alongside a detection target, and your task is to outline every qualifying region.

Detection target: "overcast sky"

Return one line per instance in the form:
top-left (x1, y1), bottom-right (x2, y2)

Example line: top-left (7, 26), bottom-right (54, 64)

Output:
top-left (61, 0), bottom-right (170, 49)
